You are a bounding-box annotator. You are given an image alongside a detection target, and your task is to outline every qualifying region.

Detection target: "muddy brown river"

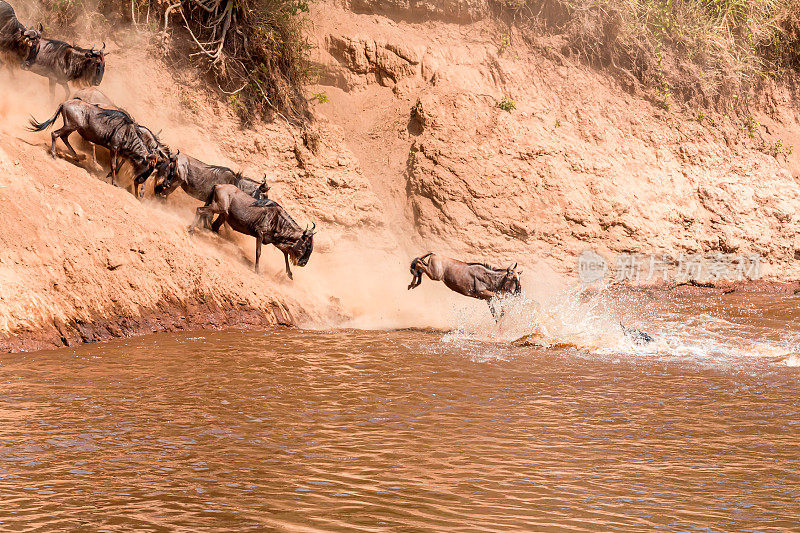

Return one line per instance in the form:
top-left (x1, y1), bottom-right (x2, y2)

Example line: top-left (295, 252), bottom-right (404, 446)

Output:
top-left (1, 294), bottom-right (799, 531)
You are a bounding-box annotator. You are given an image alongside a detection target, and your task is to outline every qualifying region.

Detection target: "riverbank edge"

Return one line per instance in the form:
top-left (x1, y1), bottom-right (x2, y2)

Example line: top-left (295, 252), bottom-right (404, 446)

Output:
top-left (5, 279), bottom-right (798, 354)
top-left (1, 299), bottom-right (295, 353)
top-left (594, 279), bottom-right (800, 297)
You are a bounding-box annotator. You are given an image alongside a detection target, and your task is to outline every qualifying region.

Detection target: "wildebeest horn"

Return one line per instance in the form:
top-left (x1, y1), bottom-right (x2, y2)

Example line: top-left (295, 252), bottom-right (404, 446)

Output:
top-left (100, 42), bottom-right (106, 52)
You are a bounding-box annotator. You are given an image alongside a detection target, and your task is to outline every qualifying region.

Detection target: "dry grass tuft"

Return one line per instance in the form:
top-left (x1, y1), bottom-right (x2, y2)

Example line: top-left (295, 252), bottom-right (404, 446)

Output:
top-left (496, 0), bottom-right (800, 113)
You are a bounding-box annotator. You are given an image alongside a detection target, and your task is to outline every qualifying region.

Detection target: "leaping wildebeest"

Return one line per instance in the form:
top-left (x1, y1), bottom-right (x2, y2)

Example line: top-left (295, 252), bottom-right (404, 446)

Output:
top-left (0, 1), bottom-right (41, 71)
top-left (408, 253), bottom-right (522, 320)
top-left (28, 38), bottom-right (105, 100)
top-left (189, 184), bottom-right (314, 279)
top-left (28, 98), bottom-right (160, 189)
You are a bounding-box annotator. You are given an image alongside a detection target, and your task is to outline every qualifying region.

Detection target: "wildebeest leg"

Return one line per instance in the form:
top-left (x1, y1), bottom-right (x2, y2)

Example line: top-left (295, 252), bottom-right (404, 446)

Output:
top-left (60, 134), bottom-right (83, 162)
top-left (255, 237), bottom-right (263, 274)
top-left (62, 83), bottom-right (70, 102)
top-left (48, 79), bottom-right (56, 101)
top-left (134, 175), bottom-right (148, 200)
top-left (50, 123), bottom-right (75, 159)
top-left (188, 205), bottom-right (215, 234)
top-left (105, 158), bottom-right (125, 182)
top-left (210, 214), bottom-right (226, 233)
top-left (283, 252), bottom-right (293, 280)
top-left (109, 151), bottom-right (119, 186)
top-left (49, 131), bottom-right (60, 158)
top-left (479, 290), bottom-right (502, 323)
top-left (487, 300), bottom-right (498, 322)
top-left (487, 299), bottom-right (506, 324)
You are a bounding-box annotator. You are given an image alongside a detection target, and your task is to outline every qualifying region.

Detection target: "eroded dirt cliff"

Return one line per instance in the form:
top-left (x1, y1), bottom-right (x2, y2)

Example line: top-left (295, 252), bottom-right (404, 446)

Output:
top-left (310, 0), bottom-right (800, 279)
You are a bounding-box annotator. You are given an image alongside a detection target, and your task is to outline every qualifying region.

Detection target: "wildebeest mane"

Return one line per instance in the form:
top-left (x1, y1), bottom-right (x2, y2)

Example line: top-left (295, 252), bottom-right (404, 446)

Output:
top-left (208, 164), bottom-right (237, 176)
top-left (138, 124), bottom-right (161, 145)
top-left (252, 198), bottom-right (276, 207)
top-left (468, 261), bottom-right (504, 271)
top-left (96, 108), bottom-right (134, 139)
top-left (98, 107), bottom-right (133, 124)
top-left (272, 201), bottom-right (301, 231)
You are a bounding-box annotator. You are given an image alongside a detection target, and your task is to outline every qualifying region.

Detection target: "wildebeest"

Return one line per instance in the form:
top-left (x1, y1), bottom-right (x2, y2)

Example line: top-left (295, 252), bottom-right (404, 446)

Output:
top-left (408, 253), bottom-right (522, 320)
top-left (73, 88), bottom-right (169, 159)
top-left (189, 184), bottom-right (314, 279)
top-left (28, 38), bottom-right (105, 100)
top-left (72, 88), bottom-right (170, 196)
top-left (155, 152), bottom-right (270, 202)
top-left (0, 1), bottom-right (41, 71)
top-left (28, 98), bottom-right (159, 189)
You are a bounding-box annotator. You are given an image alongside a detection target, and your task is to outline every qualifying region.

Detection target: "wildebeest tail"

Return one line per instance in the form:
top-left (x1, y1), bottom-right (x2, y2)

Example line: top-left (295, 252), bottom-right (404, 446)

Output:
top-left (28, 104), bottom-right (63, 132)
top-left (410, 252), bottom-right (433, 273)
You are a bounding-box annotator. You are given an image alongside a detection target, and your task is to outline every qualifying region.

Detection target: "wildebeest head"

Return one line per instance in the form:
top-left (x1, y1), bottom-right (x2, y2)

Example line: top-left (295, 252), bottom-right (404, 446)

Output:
top-left (19, 24), bottom-right (42, 68)
top-left (288, 223), bottom-right (315, 267)
top-left (154, 150), bottom-right (179, 196)
top-left (83, 42), bottom-right (105, 85)
top-left (499, 263), bottom-right (522, 296)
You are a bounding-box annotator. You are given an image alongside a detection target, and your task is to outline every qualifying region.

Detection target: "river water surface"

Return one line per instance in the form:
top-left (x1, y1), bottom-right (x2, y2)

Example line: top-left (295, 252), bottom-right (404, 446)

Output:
top-left (1, 294), bottom-right (799, 531)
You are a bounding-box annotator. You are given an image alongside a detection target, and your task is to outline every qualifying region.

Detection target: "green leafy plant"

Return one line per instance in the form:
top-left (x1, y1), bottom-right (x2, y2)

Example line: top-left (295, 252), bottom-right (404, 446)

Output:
top-left (311, 91), bottom-right (330, 104)
top-left (497, 96), bottom-right (517, 112)
top-left (498, 33), bottom-right (512, 54)
top-left (772, 139), bottom-right (794, 156)
top-left (743, 116), bottom-right (759, 138)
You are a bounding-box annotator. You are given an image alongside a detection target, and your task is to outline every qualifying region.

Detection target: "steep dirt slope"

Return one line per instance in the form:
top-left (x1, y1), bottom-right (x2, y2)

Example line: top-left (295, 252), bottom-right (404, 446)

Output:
top-left (309, 0), bottom-right (800, 280)
top-left (0, 33), bottom-right (397, 351)
top-left (0, 30), bottom-right (476, 351)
